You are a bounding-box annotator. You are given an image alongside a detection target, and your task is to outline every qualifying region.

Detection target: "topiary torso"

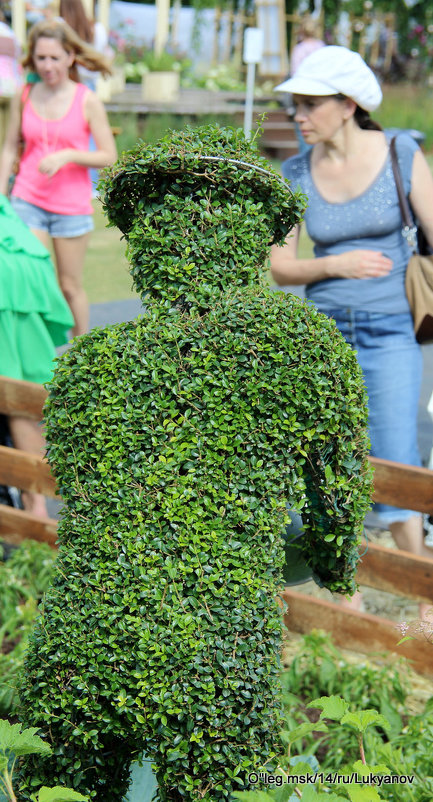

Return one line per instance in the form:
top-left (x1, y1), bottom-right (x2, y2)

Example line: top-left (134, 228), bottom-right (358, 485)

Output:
top-left (18, 126), bottom-right (372, 801)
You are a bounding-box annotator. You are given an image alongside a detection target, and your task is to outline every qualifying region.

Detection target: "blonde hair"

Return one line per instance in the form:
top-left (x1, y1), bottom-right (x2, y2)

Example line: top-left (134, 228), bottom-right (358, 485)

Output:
top-left (23, 19), bottom-right (111, 80)
top-left (298, 16), bottom-right (321, 41)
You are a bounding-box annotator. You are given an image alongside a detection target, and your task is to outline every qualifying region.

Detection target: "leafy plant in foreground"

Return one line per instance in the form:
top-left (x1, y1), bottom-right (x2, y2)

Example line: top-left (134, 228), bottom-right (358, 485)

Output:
top-left (234, 694), bottom-right (428, 802)
top-left (0, 719), bottom-right (88, 802)
top-left (282, 630), bottom-right (408, 751)
top-left (277, 632), bottom-right (433, 801)
top-left (0, 542), bottom-right (56, 716)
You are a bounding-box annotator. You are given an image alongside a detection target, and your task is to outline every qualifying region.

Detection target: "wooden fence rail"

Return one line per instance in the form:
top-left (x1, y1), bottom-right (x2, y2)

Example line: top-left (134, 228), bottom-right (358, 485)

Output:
top-left (284, 458), bottom-right (433, 676)
top-left (0, 374), bottom-right (47, 419)
top-left (1, 375), bottom-right (432, 674)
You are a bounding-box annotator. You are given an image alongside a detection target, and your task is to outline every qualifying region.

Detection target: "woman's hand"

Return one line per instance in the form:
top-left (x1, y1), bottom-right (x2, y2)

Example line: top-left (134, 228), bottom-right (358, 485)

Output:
top-left (271, 231), bottom-right (393, 286)
top-left (333, 250), bottom-right (393, 279)
top-left (38, 149), bottom-right (71, 177)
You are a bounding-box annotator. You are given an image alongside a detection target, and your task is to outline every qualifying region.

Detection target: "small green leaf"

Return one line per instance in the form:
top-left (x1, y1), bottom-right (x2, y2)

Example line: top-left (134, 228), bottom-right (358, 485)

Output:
top-left (281, 720), bottom-right (328, 746)
top-left (347, 786), bottom-right (381, 802)
top-left (308, 695), bottom-right (349, 721)
top-left (341, 710), bottom-right (390, 734)
top-left (36, 788), bottom-right (90, 802)
top-left (0, 720), bottom-right (52, 758)
top-left (352, 760), bottom-right (389, 774)
top-left (324, 464), bottom-right (333, 481)
top-left (273, 785), bottom-right (298, 802)
top-left (396, 635), bottom-right (414, 645)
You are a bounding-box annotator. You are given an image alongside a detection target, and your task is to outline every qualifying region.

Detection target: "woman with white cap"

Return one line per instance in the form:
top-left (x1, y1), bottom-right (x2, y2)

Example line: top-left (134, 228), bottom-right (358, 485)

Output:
top-left (271, 45), bottom-right (433, 614)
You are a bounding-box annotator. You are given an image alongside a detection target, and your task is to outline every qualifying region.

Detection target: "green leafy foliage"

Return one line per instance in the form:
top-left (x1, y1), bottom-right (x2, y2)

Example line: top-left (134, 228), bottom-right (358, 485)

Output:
top-left (123, 51), bottom-right (191, 83)
top-left (31, 788), bottom-right (89, 802)
top-left (0, 720), bottom-right (51, 759)
top-left (0, 542), bottom-right (56, 716)
top-left (0, 718), bottom-right (89, 802)
top-left (339, 711), bottom-right (390, 736)
top-left (346, 788), bottom-right (381, 802)
top-left (234, 693), bottom-right (417, 801)
top-left (282, 631), bottom-right (407, 742)
top-left (307, 697), bottom-right (349, 722)
top-left (17, 125), bottom-right (372, 800)
top-left (278, 632), bottom-right (433, 801)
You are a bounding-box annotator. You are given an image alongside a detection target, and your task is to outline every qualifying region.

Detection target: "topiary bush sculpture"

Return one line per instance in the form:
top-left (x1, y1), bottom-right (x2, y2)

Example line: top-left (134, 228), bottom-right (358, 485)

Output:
top-left (17, 125), bottom-right (372, 801)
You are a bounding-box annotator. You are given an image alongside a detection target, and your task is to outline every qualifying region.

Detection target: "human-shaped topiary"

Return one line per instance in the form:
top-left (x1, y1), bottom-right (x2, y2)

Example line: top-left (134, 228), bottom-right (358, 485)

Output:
top-left (17, 125), bottom-right (372, 801)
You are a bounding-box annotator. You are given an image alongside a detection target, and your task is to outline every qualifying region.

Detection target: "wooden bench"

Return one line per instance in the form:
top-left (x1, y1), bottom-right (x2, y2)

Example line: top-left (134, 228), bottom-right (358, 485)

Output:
top-left (1, 375), bottom-right (432, 674)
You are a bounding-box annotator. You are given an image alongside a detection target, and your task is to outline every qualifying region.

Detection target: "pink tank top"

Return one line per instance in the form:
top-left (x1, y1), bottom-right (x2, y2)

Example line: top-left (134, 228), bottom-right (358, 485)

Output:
top-left (12, 82), bottom-right (92, 215)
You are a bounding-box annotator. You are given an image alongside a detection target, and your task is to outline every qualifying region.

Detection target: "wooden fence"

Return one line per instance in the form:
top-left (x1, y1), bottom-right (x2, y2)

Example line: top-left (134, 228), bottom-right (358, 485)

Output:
top-left (284, 458), bottom-right (433, 677)
top-left (0, 375), bottom-right (56, 548)
top-left (1, 375), bottom-right (432, 675)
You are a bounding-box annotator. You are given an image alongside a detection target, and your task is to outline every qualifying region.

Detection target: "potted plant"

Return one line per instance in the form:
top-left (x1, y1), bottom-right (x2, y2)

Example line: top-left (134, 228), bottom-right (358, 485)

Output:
top-left (140, 50), bottom-right (183, 102)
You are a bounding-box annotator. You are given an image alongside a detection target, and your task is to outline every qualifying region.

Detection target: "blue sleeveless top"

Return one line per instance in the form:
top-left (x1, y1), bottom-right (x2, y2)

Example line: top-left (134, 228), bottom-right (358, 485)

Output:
top-left (281, 132), bottom-right (418, 314)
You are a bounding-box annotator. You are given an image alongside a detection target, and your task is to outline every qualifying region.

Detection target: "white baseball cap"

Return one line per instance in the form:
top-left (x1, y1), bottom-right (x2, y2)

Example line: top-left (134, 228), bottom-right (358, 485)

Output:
top-left (274, 45), bottom-right (382, 112)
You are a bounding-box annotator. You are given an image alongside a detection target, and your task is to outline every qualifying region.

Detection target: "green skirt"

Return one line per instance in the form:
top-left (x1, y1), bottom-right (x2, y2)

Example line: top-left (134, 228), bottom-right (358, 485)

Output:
top-left (0, 195), bottom-right (73, 385)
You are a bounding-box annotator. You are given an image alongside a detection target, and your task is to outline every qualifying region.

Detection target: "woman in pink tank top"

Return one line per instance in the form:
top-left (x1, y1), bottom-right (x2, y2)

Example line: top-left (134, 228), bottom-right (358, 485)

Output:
top-left (0, 20), bottom-right (117, 336)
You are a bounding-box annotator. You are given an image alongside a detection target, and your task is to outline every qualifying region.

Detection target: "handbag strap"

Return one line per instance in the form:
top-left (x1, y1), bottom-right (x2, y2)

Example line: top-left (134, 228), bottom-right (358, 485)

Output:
top-left (389, 135), bottom-right (418, 252)
top-left (20, 83), bottom-right (31, 104)
top-left (17, 83), bottom-right (31, 142)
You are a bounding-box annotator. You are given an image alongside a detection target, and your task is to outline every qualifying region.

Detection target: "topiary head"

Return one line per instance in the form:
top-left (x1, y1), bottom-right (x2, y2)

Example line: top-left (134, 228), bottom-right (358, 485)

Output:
top-left (101, 124), bottom-right (306, 307)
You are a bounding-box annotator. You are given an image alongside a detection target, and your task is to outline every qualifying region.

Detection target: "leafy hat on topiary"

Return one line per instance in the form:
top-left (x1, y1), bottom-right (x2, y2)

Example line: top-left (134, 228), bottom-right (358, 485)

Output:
top-left (102, 124), bottom-right (307, 305)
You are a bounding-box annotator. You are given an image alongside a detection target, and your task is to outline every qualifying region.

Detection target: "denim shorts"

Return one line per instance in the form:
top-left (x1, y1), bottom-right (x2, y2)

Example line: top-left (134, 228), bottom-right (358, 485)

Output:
top-left (319, 308), bottom-right (422, 524)
top-left (10, 196), bottom-right (94, 238)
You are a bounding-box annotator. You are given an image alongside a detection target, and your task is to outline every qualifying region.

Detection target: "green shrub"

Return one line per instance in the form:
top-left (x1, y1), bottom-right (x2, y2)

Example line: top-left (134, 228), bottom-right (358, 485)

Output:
top-left (0, 541), bottom-right (56, 717)
top-left (17, 125), bottom-right (372, 800)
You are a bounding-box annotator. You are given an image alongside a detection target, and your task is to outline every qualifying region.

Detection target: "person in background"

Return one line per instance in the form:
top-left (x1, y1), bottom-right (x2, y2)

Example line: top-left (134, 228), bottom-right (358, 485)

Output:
top-left (289, 16), bottom-right (324, 154)
top-left (25, 0), bottom-right (54, 25)
top-left (290, 15), bottom-right (324, 75)
top-left (0, 193), bottom-right (73, 518)
top-left (59, 0), bottom-right (112, 91)
top-left (0, 9), bottom-right (22, 98)
top-left (272, 46), bottom-right (433, 618)
top-left (0, 19), bottom-right (117, 337)
top-left (59, 0), bottom-right (113, 193)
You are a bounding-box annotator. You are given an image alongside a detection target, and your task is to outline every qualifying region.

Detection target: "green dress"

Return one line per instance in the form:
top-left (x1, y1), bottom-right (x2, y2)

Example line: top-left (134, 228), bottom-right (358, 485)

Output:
top-left (0, 195), bottom-right (73, 385)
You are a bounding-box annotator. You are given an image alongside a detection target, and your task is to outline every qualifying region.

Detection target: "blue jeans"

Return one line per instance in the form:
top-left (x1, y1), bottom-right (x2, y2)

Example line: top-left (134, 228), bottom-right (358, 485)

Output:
top-left (319, 308), bottom-right (422, 524)
top-left (10, 197), bottom-right (93, 237)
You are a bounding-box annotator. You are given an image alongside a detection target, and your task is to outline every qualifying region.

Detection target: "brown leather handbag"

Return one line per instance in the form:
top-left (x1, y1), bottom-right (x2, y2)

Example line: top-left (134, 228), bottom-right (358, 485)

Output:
top-left (390, 135), bottom-right (433, 344)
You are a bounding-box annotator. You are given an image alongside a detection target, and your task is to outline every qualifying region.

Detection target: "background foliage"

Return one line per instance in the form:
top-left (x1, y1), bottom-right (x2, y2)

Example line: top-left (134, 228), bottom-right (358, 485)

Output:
top-left (0, 542), bottom-right (56, 720)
